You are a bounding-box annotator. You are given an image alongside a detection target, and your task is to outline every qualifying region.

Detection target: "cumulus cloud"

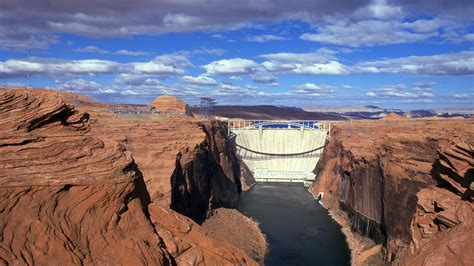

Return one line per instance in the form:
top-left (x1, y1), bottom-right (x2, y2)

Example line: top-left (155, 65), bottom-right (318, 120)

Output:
top-left (245, 34), bottom-right (286, 43)
top-left (181, 75), bottom-right (218, 85)
top-left (203, 58), bottom-right (258, 75)
top-left (355, 50), bottom-right (474, 76)
top-left (55, 78), bottom-right (112, 93)
top-left (260, 49), bottom-right (349, 75)
top-left (0, 57), bottom-right (119, 78)
top-left (413, 81), bottom-right (435, 91)
top-left (365, 84), bottom-right (435, 99)
top-left (212, 83), bottom-right (255, 96)
top-left (289, 83), bottom-right (336, 96)
top-left (252, 73), bottom-right (278, 84)
top-left (0, 53), bottom-right (191, 78)
top-left (130, 53), bottom-right (191, 75)
top-left (73, 46), bottom-right (109, 54)
top-left (114, 73), bottom-right (162, 86)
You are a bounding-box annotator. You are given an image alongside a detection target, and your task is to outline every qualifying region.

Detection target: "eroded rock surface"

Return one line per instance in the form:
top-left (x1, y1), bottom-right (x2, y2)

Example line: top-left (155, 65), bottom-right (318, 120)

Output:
top-left (0, 88), bottom-right (255, 265)
top-left (0, 89), bottom-right (171, 264)
top-left (311, 118), bottom-right (473, 264)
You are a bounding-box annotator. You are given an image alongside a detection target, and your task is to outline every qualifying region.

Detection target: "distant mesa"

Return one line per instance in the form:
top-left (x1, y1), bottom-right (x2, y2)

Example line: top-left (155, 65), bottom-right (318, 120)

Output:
top-left (364, 105), bottom-right (381, 110)
top-left (149, 95), bottom-right (192, 116)
top-left (381, 112), bottom-right (408, 120)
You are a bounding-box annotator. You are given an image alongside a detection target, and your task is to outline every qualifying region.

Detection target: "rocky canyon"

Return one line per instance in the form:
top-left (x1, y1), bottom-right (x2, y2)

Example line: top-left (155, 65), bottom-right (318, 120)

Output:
top-left (1, 87), bottom-right (472, 265)
top-left (311, 116), bottom-right (473, 265)
top-left (0, 88), bottom-right (261, 265)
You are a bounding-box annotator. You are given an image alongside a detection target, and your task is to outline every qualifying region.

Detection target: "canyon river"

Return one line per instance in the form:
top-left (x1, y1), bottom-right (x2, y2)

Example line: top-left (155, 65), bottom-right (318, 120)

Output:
top-left (238, 183), bottom-right (351, 265)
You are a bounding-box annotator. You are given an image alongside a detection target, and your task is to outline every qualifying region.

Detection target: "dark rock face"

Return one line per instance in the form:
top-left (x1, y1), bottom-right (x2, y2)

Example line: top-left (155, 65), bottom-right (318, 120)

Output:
top-left (170, 120), bottom-right (241, 223)
top-left (311, 119), bottom-right (473, 263)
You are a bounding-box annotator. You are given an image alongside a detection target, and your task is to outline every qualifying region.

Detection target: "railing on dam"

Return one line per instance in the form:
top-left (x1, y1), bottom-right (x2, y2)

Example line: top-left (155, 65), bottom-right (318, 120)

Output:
top-left (229, 120), bottom-right (333, 184)
top-left (228, 120), bottom-right (335, 130)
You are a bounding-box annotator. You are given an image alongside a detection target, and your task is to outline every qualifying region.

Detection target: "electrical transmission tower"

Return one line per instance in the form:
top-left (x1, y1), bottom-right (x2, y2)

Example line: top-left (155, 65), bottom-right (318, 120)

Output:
top-left (199, 96), bottom-right (216, 118)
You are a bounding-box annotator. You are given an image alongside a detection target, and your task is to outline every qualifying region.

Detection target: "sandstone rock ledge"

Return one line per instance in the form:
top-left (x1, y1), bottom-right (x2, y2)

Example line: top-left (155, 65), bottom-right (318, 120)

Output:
top-left (0, 89), bottom-right (256, 265)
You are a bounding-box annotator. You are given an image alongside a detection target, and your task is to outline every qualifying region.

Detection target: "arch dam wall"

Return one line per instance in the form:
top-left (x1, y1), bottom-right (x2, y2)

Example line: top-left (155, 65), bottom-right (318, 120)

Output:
top-left (232, 124), bottom-right (328, 183)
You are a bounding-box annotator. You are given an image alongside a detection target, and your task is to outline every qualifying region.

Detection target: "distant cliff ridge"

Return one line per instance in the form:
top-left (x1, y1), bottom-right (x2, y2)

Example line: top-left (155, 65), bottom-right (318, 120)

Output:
top-left (198, 105), bottom-right (346, 120)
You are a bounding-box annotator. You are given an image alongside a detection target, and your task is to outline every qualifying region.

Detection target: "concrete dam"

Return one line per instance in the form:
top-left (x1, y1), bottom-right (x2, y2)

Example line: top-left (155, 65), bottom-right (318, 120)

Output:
top-left (229, 120), bottom-right (331, 183)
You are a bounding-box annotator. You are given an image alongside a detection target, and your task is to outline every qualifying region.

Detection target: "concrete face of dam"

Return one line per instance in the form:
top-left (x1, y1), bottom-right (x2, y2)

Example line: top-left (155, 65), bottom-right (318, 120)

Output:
top-left (233, 127), bottom-right (327, 182)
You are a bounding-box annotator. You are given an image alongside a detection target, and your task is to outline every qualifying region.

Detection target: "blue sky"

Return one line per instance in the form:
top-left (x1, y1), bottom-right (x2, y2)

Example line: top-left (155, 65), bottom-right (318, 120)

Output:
top-left (0, 0), bottom-right (473, 109)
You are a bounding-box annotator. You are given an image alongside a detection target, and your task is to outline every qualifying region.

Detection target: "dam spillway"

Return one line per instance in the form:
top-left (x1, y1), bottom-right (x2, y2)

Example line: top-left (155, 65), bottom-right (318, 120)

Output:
top-left (229, 120), bottom-right (330, 183)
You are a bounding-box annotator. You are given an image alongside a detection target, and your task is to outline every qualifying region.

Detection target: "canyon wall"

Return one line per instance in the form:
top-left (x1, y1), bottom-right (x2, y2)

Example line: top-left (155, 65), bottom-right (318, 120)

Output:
top-left (311, 119), bottom-right (473, 264)
top-left (89, 112), bottom-right (242, 223)
top-left (0, 89), bottom-right (256, 264)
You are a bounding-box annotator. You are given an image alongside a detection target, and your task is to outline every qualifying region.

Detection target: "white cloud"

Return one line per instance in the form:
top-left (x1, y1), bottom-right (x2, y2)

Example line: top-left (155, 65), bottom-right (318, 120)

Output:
top-left (260, 50), bottom-right (349, 75)
top-left (0, 57), bottom-right (119, 78)
top-left (115, 49), bottom-right (150, 56)
top-left (413, 81), bottom-right (435, 91)
top-left (252, 73), bottom-right (278, 84)
top-left (131, 53), bottom-right (191, 75)
top-left (212, 83), bottom-right (255, 96)
top-left (55, 78), bottom-right (110, 93)
top-left (0, 53), bottom-right (191, 78)
top-left (465, 33), bottom-right (474, 42)
top-left (353, 0), bottom-right (403, 20)
top-left (132, 61), bottom-right (182, 74)
top-left (73, 45), bottom-right (109, 54)
top-left (114, 73), bottom-right (162, 86)
top-left (289, 83), bottom-right (336, 96)
top-left (203, 58), bottom-right (258, 75)
top-left (246, 34), bottom-right (286, 43)
top-left (181, 75), bottom-right (218, 85)
top-left (356, 50), bottom-right (474, 76)
top-left (300, 19), bottom-right (439, 47)
top-left (365, 84), bottom-right (436, 99)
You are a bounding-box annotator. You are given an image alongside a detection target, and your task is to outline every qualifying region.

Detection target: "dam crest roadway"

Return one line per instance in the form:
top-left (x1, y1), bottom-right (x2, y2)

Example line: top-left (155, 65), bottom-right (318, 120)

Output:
top-left (228, 120), bottom-right (335, 184)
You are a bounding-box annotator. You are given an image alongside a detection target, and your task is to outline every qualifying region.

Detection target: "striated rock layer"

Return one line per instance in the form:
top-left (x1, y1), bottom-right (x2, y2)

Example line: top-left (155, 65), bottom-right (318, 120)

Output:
top-left (0, 88), bottom-right (256, 265)
top-left (311, 119), bottom-right (473, 264)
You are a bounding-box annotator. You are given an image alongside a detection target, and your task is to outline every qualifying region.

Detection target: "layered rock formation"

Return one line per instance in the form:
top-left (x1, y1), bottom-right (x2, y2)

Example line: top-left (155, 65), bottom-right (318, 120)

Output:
top-left (88, 115), bottom-right (242, 223)
top-left (311, 119), bottom-right (473, 264)
top-left (394, 138), bottom-right (473, 265)
top-left (150, 95), bottom-right (192, 116)
top-left (0, 89), bottom-right (171, 264)
top-left (0, 88), bottom-right (256, 264)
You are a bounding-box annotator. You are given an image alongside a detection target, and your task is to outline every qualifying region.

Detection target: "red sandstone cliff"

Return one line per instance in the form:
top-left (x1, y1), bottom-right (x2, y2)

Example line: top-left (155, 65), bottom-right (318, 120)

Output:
top-left (311, 119), bottom-right (473, 265)
top-left (87, 113), bottom-right (242, 223)
top-left (0, 89), bottom-right (256, 264)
